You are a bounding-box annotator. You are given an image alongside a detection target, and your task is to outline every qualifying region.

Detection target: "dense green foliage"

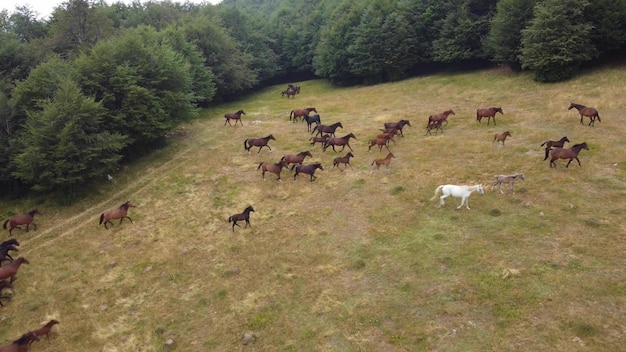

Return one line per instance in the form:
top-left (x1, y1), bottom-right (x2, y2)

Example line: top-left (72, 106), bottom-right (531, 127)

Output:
top-left (1, 0), bottom-right (625, 196)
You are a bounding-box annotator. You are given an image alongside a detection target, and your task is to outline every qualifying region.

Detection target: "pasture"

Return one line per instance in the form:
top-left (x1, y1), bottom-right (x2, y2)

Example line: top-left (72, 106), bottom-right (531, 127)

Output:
top-left (1, 65), bottom-right (625, 351)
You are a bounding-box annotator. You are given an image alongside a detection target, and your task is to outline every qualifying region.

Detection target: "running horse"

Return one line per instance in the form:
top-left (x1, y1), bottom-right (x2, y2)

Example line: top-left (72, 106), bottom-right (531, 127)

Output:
top-left (0, 331), bottom-right (40, 351)
top-left (228, 206), bottom-right (254, 232)
top-left (0, 280), bottom-right (12, 306)
top-left (31, 319), bottom-right (60, 342)
top-left (257, 159), bottom-right (290, 181)
top-left (568, 103), bottom-right (600, 127)
top-left (492, 174), bottom-right (525, 194)
top-left (280, 151), bottom-right (313, 167)
top-left (427, 109), bottom-right (455, 127)
top-left (244, 135), bottom-right (276, 154)
top-left (99, 201), bottom-right (135, 229)
top-left (383, 119), bottom-right (411, 137)
top-left (332, 152), bottom-right (355, 171)
top-left (541, 136), bottom-right (570, 160)
top-left (431, 184), bottom-right (484, 210)
top-left (3, 209), bottom-right (42, 237)
top-left (0, 257), bottom-right (29, 283)
top-left (323, 133), bottom-right (357, 152)
top-left (371, 153), bottom-right (395, 170)
top-left (476, 107), bottom-right (503, 125)
top-left (547, 142), bottom-right (589, 168)
top-left (289, 107), bottom-right (317, 122)
top-left (493, 131), bottom-right (512, 146)
top-left (224, 110), bottom-right (245, 126)
top-left (293, 163), bottom-right (324, 182)
top-left (312, 122), bottom-right (343, 137)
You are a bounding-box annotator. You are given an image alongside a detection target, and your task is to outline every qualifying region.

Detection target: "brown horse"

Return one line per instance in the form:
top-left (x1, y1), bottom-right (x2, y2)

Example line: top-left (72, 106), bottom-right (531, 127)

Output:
top-left (257, 160), bottom-right (290, 181)
top-left (99, 201), bottom-right (135, 229)
top-left (31, 319), bottom-right (60, 342)
top-left (383, 120), bottom-right (411, 137)
top-left (547, 142), bottom-right (589, 168)
top-left (309, 135), bottom-right (329, 147)
top-left (368, 137), bottom-right (391, 153)
top-left (289, 107), bottom-right (317, 122)
top-left (323, 133), bottom-right (357, 152)
top-left (0, 331), bottom-right (39, 352)
top-left (0, 257), bottom-right (29, 283)
top-left (228, 206), bottom-right (254, 232)
top-left (224, 110), bottom-right (245, 126)
top-left (332, 152), bottom-right (355, 171)
top-left (0, 280), bottom-right (12, 306)
top-left (427, 110), bottom-right (454, 127)
top-left (476, 107), bottom-right (503, 125)
top-left (293, 163), bottom-right (324, 182)
top-left (372, 153), bottom-right (395, 170)
top-left (568, 103), bottom-right (600, 126)
top-left (492, 173), bottom-right (525, 194)
top-left (244, 135), bottom-right (276, 154)
top-left (541, 136), bottom-right (570, 160)
top-left (312, 122), bottom-right (343, 137)
top-left (425, 119), bottom-right (444, 135)
top-left (280, 151), bottom-right (313, 167)
top-left (288, 84), bottom-right (301, 94)
top-left (493, 131), bottom-right (512, 146)
top-left (376, 128), bottom-right (399, 143)
top-left (3, 209), bottom-right (42, 237)
top-left (281, 88), bottom-right (296, 98)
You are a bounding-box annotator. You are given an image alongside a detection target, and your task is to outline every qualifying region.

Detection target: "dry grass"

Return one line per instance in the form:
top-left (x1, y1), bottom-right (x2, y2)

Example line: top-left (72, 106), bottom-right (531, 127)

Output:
top-left (1, 65), bottom-right (625, 351)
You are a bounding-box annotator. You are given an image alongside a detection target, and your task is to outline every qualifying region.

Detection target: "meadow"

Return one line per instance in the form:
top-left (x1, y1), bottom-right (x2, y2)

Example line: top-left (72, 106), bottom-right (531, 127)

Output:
top-left (0, 64), bottom-right (625, 351)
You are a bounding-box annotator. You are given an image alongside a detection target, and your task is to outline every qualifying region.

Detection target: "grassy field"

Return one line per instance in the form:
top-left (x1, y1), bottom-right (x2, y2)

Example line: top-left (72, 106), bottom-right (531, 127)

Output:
top-left (1, 64), bottom-right (625, 351)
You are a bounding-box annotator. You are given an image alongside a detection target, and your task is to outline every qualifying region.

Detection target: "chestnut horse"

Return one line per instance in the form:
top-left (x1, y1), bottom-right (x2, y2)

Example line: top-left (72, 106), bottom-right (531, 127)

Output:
top-left (289, 107), bottom-right (317, 122)
top-left (323, 133), bottom-right (357, 152)
top-left (224, 110), bottom-right (245, 126)
top-left (228, 206), bottom-right (254, 231)
top-left (280, 151), bottom-right (313, 167)
top-left (0, 331), bottom-right (39, 351)
top-left (293, 163), bottom-right (324, 182)
top-left (244, 135), bottom-right (275, 154)
top-left (368, 137), bottom-right (392, 153)
top-left (371, 153), bottom-right (395, 170)
top-left (541, 137), bottom-right (570, 160)
top-left (427, 110), bottom-right (455, 127)
top-left (32, 319), bottom-right (60, 342)
top-left (493, 131), bottom-right (512, 146)
top-left (309, 135), bottom-right (329, 147)
top-left (476, 107), bottom-right (503, 125)
top-left (303, 114), bottom-right (321, 132)
top-left (332, 152), bottom-right (355, 171)
top-left (3, 209), bottom-right (42, 237)
top-left (99, 201), bottom-right (135, 229)
top-left (0, 257), bottom-right (29, 283)
top-left (547, 142), bottom-right (589, 168)
top-left (568, 103), bottom-right (600, 127)
top-left (257, 160), bottom-right (290, 181)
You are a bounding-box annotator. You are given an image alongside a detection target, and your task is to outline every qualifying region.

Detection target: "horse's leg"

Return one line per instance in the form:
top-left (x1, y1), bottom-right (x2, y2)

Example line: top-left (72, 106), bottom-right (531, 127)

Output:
top-left (493, 116), bottom-right (496, 126)
top-left (550, 158), bottom-right (557, 168)
top-left (125, 216), bottom-right (133, 224)
top-left (439, 194), bottom-right (448, 207)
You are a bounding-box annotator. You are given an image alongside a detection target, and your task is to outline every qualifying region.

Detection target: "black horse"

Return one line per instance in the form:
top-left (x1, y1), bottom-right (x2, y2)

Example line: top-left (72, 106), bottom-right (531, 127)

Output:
top-left (228, 206), bottom-right (255, 232)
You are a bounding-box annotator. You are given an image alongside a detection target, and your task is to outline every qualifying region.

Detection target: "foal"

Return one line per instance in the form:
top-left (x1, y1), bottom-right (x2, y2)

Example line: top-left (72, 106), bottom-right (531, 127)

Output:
top-left (492, 174), bottom-right (525, 194)
top-left (493, 131), bottom-right (512, 146)
top-left (228, 206), bottom-right (255, 232)
top-left (332, 152), bottom-right (355, 171)
top-left (371, 153), bottom-right (395, 170)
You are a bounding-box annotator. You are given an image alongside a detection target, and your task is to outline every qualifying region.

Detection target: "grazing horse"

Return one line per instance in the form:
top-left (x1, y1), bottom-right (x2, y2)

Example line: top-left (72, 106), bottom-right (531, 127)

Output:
top-left (0, 331), bottom-right (39, 351)
top-left (309, 135), bottom-right (329, 147)
top-left (3, 209), bottom-right (42, 237)
top-left (289, 107), bottom-right (317, 122)
top-left (281, 88), bottom-right (296, 98)
top-left (312, 122), bottom-right (343, 137)
top-left (0, 280), bottom-right (12, 306)
top-left (303, 114), bottom-right (321, 132)
top-left (0, 257), bottom-right (29, 283)
top-left (32, 319), bottom-right (60, 342)
top-left (332, 152), bottom-right (355, 171)
top-left (228, 206), bottom-right (254, 232)
top-left (224, 110), bottom-right (245, 126)
top-left (425, 119), bottom-right (444, 135)
top-left (244, 135), bottom-right (276, 154)
top-left (323, 133), bottom-right (357, 152)
top-left (547, 142), bottom-right (589, 168)
top-left (476, 107), bottom-right (503, 125)
top-left (541, 136), bottom-right (570, 160)
top-left (427, 109), bottom-right (455, 127)
top-left (288, 84), bottom-right (301, 94)
top-left (368, 137), bottom-right (391, 153)
top-left (371, 153), bottom-right (395, 170)
top-left (431, 184), bottom-right (484, 210)
top-left (493, 131), bottom-right (512, 146)
top-left (99, 201), bottom-right (135, 229)
top-left (383, 120), bottom-right (411, 137)
top-left (257, 160), bottom-right (290, 181)
top-left (568, 103), bottom-right (600, 126)
top-left (281, 151), bottom-right (313, 167)
top-left (293, 163), bottom-right (324, 182)
top-left (492, 174), bottom-right (525, 194)
top-left (0, 245), bottom-right (19, 265)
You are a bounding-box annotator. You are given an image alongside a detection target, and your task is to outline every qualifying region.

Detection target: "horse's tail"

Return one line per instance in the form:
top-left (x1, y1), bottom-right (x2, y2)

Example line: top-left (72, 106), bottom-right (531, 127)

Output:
top-left (2, 219), bottom-right (8, 229)
top-left (228, 216), bottom-right (233, 224)
top-left (243, 139), bottom-right (249, 150)
top-left (99, 213), bottom-right (104, 225)
top-left (544, 147), bottom-right (551, 161)
top-left (540, 141), bottom-right (546, 147)
top-left (476, 109), bottom-right (480, 121)
top-left (289, 110), bottom-right (294, 120)
top-left (596, 113), bottom-right (601, 122)
top-left (430, 185), bottom-right (444, 201)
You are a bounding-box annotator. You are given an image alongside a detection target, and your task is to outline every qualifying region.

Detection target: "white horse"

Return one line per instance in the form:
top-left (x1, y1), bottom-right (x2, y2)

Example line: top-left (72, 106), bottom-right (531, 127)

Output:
top-left (430, 184), bottom-right (484, 210)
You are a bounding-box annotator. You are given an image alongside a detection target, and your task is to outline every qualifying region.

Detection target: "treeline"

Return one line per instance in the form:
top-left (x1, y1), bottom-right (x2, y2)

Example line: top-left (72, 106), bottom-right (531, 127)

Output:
top-left (1, 0), bottom-right (625, 199)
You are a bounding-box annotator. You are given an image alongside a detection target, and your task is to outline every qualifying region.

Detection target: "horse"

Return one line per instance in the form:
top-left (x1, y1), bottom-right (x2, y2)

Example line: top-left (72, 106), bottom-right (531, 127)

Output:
top-left (541, 137), bottom-right (570, 160)
top-left (3, 209), bottom-right (42, 237)
top-left (376, 128), bottom-right (399, 144)
top-left (372, 153), bottom-right (395, 170)
top-left (332, 152), bottom-right (355, 171)
top-left (323, 133), bottom-right (357, 152)
top-left (568, 103), bottom-right (600, 126)
top-left (303, 114), bottom-right (321, 132)
top-left (228, 206), bottom-right (254, 232)
top-left (224, 110), bottom-right (245, 126)
top-left (368, 137), bottom-right (391, 153)
top-left (547, 142), bottom-right (589, 168)
top-left (0, 331), bottom-right (39, 352)
top-left (425, 119), bottom-right (444, 135)
top-left (309, 135), bottom-right (329, 147)
top-left (281, 88), bottom-right (296, 98)
top-left (427, 109), bottom-right (455, 127)
top-left (280, 151), bottom-right (313, 167)
top-left (492, 174), bottom-right (525, 194)
top-left (288, 84), bottom-right (301, 94)
top-left (0, 280), bottom-right (12, 306)
top-left (257, 160), bottom-right (290, 181)
top-left (99, 201), bottom-right (135, 230)
top-left (493, 131), bottom-right (512, 146)
top-left (0, 257), bottom-right (29, 283)
top-left (383, 120), bottom-right (411, 137)
top-left (312, 122), bottom-right (343, 137)
top-left (476, 107), bottom-right (503, 125)
top-left (289, 107), bottom-right (317, 122)
top-left (244, 135), bottom-right (275, 154)
top-left (431, 184), bottom-right (484, 210)
top-left (293, 163), bottom-right (324, 182)
top-left (0, 245), bottom-right (19, 265)
top-left (31, 319), bottom-right (60, 342)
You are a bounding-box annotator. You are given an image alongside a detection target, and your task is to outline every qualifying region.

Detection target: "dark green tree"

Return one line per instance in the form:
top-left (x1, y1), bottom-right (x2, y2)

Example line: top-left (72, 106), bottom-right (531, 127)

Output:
top-left (585, 0), bottom-right (626, 54)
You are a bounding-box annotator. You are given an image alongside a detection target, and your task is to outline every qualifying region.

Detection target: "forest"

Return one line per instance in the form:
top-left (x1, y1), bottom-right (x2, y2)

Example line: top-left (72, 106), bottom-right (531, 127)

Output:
top-left (1, 0), bottom-right (625, 198)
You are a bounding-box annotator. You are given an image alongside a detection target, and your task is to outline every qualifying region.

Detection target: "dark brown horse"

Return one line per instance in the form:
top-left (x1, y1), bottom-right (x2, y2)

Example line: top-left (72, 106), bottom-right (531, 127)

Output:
top-left (303, 114), bottom-right (321, 132)
top-left (228, 206), bottom-right (254, 232)
top-left (323, 133), bottom-right (357, 152)
top-left (547, 142), bottom-right (589, 168)
top-left (3, 209), bottom-right (42, 237)
top-left (281, 88), bottom-right (296, 98)
top-left (288, 84), bottom-right (301, 94)
top-left (289, 107), bottom-right (317, 122)
top-left (0, 331), bottom-right (39, 351)
top-left (0, 257), bottom-right (29, 283)
top-left (224, 110), bottom-right (245, 126)
top-left (244, 135), bottom-right (276, 154)
top-left (293, 163), bottom-right (324, 182)
top-left (257, 160), bottom-right (290, 181)
top-left (425, 119), bottom-right (444, 135)
top-left (99, 201), bottom-right (135, 229)
top-left (568, 103), bottom-right (600, 126)
top-left (541, 136), bottom-right (570, 160)
top-left (476, 107), bottom-right (503, 125)
top-left (0, 280), bottom-right (12, 306)
top-left (312, 122), bottom-right (343, 137)
top-left (427, 109), bottom-right (455, 127)
top-left (309, 135), bottom-right (329, 147)
top-left (372, 153), bottom-right (395, 170)
top-left (493, 131), bottom-right (512, 146)
top-left (0, 244), bottom-right (19, 265)
top-left (32, 319), bottom-right (60, 342)
top-left (280, 151), bottom-right (313, 167)
top-left (332, 152), bottom-right (355, 171)
top-left (383, 120), bottom-right (411, 137)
